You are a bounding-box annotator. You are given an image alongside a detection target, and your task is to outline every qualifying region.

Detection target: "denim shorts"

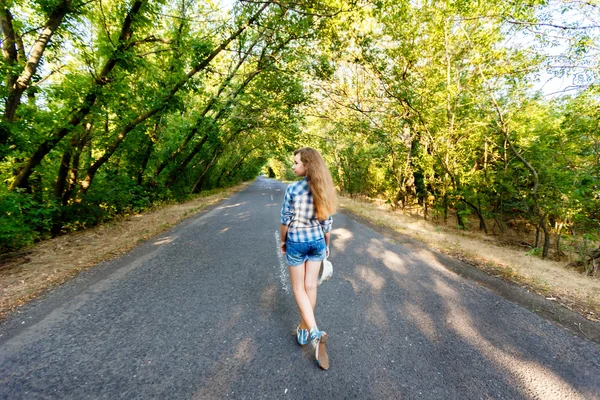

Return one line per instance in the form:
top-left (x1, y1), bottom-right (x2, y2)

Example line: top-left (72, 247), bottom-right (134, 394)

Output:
top-left (286, 238), bottom-right (327, 267)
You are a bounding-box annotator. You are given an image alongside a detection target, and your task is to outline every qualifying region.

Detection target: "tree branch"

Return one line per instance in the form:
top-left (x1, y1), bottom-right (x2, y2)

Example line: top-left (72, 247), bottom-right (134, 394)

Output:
top-left (9, 0), bottom-right (147, 190)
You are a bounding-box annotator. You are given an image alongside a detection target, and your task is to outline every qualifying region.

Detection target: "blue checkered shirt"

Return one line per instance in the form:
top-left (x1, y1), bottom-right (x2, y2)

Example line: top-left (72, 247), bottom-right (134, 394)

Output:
top-left (281, 178), bottom-right (333, 243)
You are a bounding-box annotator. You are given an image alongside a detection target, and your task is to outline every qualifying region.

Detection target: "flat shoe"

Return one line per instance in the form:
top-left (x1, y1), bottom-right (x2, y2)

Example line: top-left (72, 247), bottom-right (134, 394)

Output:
top-left (316, 332), bottom-right (329, 370)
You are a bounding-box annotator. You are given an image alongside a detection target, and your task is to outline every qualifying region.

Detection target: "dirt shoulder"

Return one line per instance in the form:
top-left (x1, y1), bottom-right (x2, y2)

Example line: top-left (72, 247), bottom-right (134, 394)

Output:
top-left (0, 183), bottom-right (249, 320)
top-left (339, 196), bottom-right (600, 343)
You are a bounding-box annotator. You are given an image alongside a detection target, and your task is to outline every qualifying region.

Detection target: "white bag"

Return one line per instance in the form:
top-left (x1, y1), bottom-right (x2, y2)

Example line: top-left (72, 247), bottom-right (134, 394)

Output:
top-left (318, 258), bottom-right (333, 286)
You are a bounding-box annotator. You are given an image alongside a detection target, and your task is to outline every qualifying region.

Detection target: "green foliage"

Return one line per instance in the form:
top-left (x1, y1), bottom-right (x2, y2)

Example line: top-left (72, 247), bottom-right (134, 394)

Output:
top-left (0, 191), bottom-right (58, 252)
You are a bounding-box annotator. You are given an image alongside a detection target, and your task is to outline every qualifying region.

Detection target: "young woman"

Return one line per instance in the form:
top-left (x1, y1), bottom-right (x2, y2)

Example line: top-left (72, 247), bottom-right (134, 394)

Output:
top-left (280, 147), bottom-right (337, 370)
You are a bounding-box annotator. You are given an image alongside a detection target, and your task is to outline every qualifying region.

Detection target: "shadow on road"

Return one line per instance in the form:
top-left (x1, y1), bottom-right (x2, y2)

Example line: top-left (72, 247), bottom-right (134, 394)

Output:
top-left (322, 218), bottom-right (599, 399)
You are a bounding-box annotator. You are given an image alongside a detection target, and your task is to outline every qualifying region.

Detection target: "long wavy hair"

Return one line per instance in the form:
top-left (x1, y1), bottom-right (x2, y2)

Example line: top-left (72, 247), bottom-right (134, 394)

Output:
top-left (295, 147), bottom-right (337, 220)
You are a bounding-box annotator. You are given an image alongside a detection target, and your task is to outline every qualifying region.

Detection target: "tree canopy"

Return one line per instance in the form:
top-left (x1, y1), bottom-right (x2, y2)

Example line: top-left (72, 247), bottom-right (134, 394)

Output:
top-left (1, 0), bottom-right (599, 270)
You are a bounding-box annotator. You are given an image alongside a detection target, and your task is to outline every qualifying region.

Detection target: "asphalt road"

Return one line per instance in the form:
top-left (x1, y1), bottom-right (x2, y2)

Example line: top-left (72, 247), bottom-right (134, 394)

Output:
top-left (1, 177), bottom-right (599, 399)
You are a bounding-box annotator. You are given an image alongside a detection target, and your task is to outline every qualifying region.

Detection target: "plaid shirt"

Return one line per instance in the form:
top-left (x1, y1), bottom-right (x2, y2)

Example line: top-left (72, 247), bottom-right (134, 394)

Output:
top-left (281, 178), bottom-right (333, 243)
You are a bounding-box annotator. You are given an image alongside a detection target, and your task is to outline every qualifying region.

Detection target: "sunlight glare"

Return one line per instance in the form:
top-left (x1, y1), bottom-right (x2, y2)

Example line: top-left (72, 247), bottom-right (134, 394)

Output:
top-left (154, 237), bottom-right (175, 245)
top-left (331, 228), bottom-right (353, 252)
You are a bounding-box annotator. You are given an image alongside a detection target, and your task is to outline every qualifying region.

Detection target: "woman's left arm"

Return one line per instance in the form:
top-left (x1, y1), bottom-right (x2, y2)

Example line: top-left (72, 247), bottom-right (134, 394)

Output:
top-left (320, 216), bottom-right (333, 256)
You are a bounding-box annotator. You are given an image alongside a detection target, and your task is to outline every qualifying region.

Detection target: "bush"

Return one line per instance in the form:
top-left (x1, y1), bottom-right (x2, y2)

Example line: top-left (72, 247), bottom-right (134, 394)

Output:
top-left (0, 191), bottom-right (58, 252)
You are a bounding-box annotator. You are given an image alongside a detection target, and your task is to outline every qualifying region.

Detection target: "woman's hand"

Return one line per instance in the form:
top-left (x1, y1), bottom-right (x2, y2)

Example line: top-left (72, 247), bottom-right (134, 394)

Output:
top-left (280, 241), bottom-right (286, 254)
top-left (326, 246), bottom-right (330, 258)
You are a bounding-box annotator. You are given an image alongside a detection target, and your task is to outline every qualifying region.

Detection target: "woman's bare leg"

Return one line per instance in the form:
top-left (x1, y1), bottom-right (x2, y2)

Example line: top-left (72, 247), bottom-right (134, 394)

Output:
top-left (289, 263), bottom-right (317, 330)
top-left (304, 260), bottom-right (321, 311)
top-left (298, 261), bottom-right (320, 329)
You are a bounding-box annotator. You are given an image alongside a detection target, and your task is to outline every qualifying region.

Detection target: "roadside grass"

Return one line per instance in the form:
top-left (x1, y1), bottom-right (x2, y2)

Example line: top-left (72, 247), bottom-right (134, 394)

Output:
top-left (0, 183), bottom-right (249, 319)
top-left (339, 195), bottom-right (600, 321)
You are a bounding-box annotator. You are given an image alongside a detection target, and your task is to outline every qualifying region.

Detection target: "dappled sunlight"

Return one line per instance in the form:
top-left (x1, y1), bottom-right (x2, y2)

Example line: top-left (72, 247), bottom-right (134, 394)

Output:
top-left (331, 228), bottom-right (353, 252)
top-left (342, 276), bottom-right (360, 294)
top-left (367, 301), bottom-right (389, 331)
top-left (415, 248), bottom-right (464, 282)
top-left (446, 302), bottom-right (584, 399)
top-left (332, 215), bottom-right (594, 398)
top-left (260, 284), bottom-right (277, 312)
top-left (234, 211), bottom-right (251, 220)
top-left (342, 195), bottom-right (600, 315)
top-left (431, 275), bottom-right (460, 298)
top-left (355, 265), bottom-right (385, 293)
top-left (191, 337), bottom-right (256, 400)
top-left (364, 239), bottom-right (408, 275)
top-left (381, 250), bottom-right (407, 275)
top-left (216, 202), bottom-right (245, 210)
top-left (233, 337), bottom-right (254, 363)
top-left (366, 238), bottom-right (386, 259)
top-left (215, 304), bottom-right (244, 337)
top-left (403, 302), bottom-right (439, 342)
top-left (153, 236), bottom-right (175, 245)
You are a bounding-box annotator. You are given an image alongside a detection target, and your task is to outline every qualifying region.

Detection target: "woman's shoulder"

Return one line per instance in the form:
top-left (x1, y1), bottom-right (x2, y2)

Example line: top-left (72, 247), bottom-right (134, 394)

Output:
top-left (287, 178), bottom-right (308, 193)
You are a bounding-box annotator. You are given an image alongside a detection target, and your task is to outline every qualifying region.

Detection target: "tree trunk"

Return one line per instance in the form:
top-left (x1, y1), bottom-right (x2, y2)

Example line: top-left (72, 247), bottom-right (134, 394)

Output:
top-left (443, 193), bottom-right (448, 222)
top-left (138, 138), bottom-right (154, 185)
top-left (4, 0), bottom-right (72, 124)
top-left (188, 124), bottom-right (252, 192)
top-left (493, 217), bottom-right (505, 234)
top-left (184, 126), bottom-right (251, 192)
top-left (0, 5), bottom-right (19, 147)
top-left (541, 217), bottom-right (550, 259)
top-left (461, 198), bottom-right (488, 234)
top-left (456, 207), bottom-right (464, 229)
top-left (164, 133), bottom-right (211, 187)
top-left (215, 144), bottom-right (261, 186)
top-left (191, 148), bottom-right (223, 193)
top-left (62, 125), bottom-right (91, 206)
top-left (555, 222), bottom-right (564, 256)
top-left (55, 147), bottom-right (72, 200)
top-left (478, 198), bottom-right (486, 232)
top-left (473, 44), bottom-right (548, 256)
top-left (54, 121), bottom-right (93, 201)
top-left (51, 123), bottom-right (91, 234)
top-left (214, 163), bottom-right (230, 187)
top-left (161, 61), bottom-right (267, 185)
top-left (80, 115), bottom-right (153, 194)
